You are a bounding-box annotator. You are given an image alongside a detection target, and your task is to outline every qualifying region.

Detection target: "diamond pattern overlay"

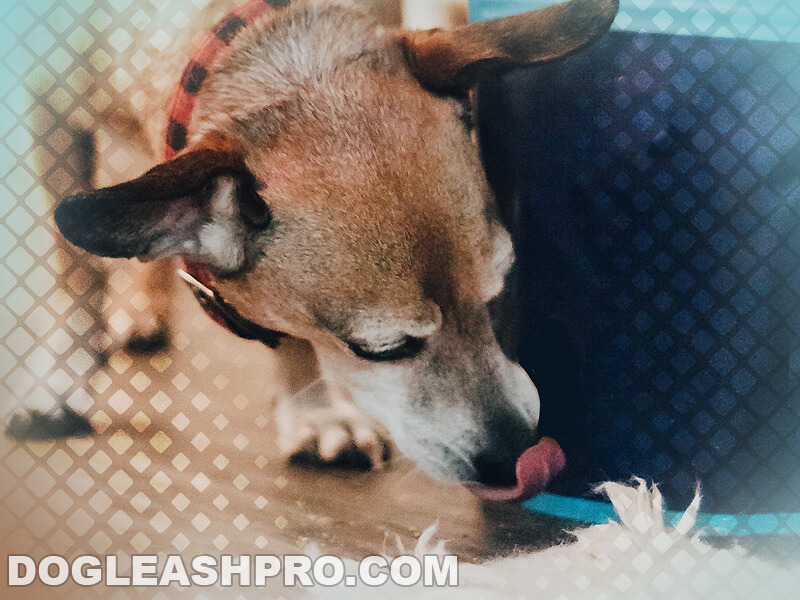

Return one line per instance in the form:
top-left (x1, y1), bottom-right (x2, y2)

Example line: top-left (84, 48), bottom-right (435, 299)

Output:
top-left (487, 26), bottom-right (800, 522)
top-left (472, 0), bottom-right (800, 44)
top-left (0, 1), bottom-right (298, 596)
top-left (1, 0), bottom-right (799, 597)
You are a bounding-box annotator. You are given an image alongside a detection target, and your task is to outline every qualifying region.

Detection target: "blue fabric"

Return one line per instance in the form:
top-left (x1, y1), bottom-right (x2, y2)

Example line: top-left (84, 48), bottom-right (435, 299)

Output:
top-left (470, 0), bottom-right (800, 44)
top-left (476, 30), bottom-right (800, 523)
top-left (526, 493), bottom-right (800, 535)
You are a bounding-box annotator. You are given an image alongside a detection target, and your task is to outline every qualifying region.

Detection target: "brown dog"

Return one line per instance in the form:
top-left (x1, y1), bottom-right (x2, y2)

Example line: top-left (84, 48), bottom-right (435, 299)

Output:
top-left (51, 0), bottom-right (618, 498)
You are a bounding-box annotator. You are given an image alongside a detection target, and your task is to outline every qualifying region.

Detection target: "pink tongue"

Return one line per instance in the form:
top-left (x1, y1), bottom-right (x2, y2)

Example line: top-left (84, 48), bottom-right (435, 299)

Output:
top-left (465, 437), bottom-right (566, 502)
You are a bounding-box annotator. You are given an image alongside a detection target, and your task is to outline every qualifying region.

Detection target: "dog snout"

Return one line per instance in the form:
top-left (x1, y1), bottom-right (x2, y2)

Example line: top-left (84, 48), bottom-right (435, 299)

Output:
top-left (471, 408), bottom-right (537, 487)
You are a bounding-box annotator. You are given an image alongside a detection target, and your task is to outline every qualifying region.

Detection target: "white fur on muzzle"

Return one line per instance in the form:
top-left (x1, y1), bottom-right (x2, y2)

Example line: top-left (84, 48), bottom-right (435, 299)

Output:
top-left (308, 479), bottom-right (800, 600)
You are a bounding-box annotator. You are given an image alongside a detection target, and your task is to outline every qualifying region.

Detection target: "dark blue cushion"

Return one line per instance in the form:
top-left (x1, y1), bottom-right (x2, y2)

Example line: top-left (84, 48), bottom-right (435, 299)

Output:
top-left (478, 31), bottom-right (800, 514)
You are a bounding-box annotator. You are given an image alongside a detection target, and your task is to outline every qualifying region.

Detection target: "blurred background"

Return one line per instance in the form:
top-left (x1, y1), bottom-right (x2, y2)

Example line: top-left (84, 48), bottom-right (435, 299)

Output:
top-left (1, 2), bottom-right (800, 599)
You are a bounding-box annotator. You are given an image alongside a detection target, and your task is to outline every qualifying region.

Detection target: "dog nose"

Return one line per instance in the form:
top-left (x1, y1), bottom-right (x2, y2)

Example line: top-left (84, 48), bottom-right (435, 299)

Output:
top-left (471, 409), bottom-right (536, 487)
top-left (473, 450), bottom-right (519, 487)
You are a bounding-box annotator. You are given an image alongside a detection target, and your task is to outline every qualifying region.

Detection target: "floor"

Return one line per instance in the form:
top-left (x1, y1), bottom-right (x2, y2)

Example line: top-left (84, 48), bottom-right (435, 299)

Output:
top-left (0, 273), bottom-right (571, 600)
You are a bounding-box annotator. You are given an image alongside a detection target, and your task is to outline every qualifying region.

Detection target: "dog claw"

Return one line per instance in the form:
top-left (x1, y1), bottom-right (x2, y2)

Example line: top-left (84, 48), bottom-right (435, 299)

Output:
top-left (352, 425), bottom-right (390, 470)
top-left (318, 424), bottom-right (351, 461)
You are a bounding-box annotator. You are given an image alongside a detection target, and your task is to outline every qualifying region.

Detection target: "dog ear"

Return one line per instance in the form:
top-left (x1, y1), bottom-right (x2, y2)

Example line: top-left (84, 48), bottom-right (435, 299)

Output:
top-left (400, 0), bottom-right (618, 94)
top-left (54, 148), bottom-right (270, 274)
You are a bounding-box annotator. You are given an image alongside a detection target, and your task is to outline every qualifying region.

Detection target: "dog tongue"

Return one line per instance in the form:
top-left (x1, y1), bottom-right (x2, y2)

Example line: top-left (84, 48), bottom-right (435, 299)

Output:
top-left (465, 437), bottom-right (565, 502)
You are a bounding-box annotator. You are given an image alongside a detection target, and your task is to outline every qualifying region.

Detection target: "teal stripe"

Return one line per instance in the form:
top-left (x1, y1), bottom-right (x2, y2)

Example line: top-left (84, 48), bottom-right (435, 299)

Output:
top-left (526, 493), bottom-right (800, 536)
top-left (470, 0), bottom-right (800, 43)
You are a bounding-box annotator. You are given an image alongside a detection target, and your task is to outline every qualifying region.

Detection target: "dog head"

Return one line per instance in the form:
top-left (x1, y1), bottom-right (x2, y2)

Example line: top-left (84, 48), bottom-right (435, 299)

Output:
top-left (55, 0), bottom-right (618, 497)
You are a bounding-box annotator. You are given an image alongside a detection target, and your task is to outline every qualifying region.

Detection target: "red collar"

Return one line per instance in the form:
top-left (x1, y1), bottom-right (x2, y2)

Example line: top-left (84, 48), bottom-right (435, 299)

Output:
top-left (165, 0), bottom-right (290, 161)
top-left (168, 0), bottom-right (289, 346)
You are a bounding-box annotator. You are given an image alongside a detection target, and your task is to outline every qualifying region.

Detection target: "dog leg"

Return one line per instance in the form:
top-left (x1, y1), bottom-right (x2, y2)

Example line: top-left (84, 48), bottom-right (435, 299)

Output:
top-left (6, 129), bottom-right (103, 440)
top-left (273, 337), bottom-right (391, 470)
top-left (124, 258), bottom-right (176, 354)
top-left (65, 130), bottom-right (113, 361)
top-left (84, 120), bottom-right (172, 355)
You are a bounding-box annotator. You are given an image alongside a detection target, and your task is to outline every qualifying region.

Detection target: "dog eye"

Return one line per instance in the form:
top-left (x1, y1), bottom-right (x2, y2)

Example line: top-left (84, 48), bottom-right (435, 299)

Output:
top-left (347, 336), bottom-right (426, 362)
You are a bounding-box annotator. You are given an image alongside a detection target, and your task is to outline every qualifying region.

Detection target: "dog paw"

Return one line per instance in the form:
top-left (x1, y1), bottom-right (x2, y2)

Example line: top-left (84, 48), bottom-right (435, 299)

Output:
top-left (275, 395), bottom-right (391, 471)
top-left (125, 324), bottom-right (170, 355)
top-left (6, 406), bottom-right (94, 441)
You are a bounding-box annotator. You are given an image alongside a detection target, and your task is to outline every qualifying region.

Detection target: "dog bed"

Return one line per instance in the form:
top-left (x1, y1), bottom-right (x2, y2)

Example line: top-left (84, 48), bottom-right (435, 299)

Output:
top-left (474, 0), bottom-right (800, 535)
